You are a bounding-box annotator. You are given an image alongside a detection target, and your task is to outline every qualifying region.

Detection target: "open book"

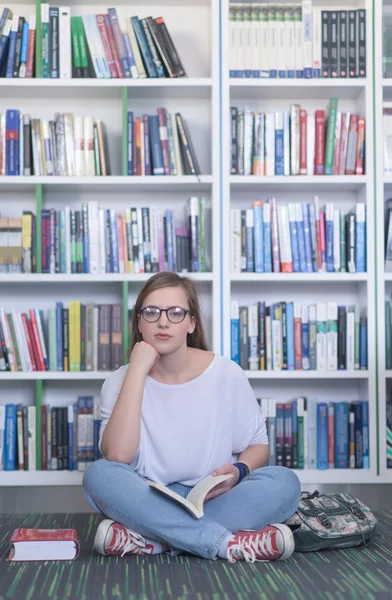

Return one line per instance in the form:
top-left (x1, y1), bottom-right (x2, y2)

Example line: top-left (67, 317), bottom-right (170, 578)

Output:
top-left (148, 474), bottom-right (234, 519)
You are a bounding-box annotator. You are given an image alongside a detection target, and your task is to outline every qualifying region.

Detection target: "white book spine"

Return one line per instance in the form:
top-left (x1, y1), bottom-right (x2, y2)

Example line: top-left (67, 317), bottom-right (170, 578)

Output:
top-left (283, 111), bottom-right (290, 176)
top-left (265, 112), bottom-right (275, 176)
top-left (259, 8), bottom-right (269, 77)
top-left (312, 8), bottom-right (322, 76)
top-left (244, 107), bottom-right (253, 175)
top-left (98, 208), bottom-right (106, 274)
top-left (333, 209), bottom-right (340, 272)
top-left (126, 20), bottom-right (144, 78)
top-left (84, 116), bottom-right (95, 177)
top-left (237, 7), bottom-right (245, 76)
top-left (90, 15), bottom-right (110, 78)
top-left (0, 308), bottom-right (15, 371)
top-left (307, 111), bottom-right (315, 175)
top-left (12, 309), bottom-right (28, 371)
top-left (243, 7), bottom-right (252, 75)
top-left (327, 302), bottom-right (338, 371)
top-left (384, 110), bottom-right (392, 174)
top-left (74, 116), bottom-right (85, 177)
top-left (277, 9), bottom-right (286, 77)
top-left (229, 6), bottom-right (238, 75)
top-left (302, 0), bottom-right (313, 78)
top-left (290, 104), bottom-right (299, 175)
top-left (248, 305), bottom-right (259, 370)
top-left (346, 308), bottom-right (355, 371)
top-left (28, 406), bottom-right (36, 471)
top-left (266, 313), bottom-right (272, 371)
top-left (42, 121), bottom-right (54, 176)
top-left (231, 209), bottom-right (241, 273)
top-left (316, 302), bottom-right (327, 371)
top-left (59, 7), bottom-right (72, 79)
top-left (285, 8), bottom-right (295, 77)
top-left (272, 307), bottom-right (282, 371)
top-left (277, 205), bottom-right (292, 271)
top-left (251, 7), bottom-right (260, 75)
top-left (65, 206), bottom-right (71, 274)
top-left (64, 113), bottom-right (75, 176)
top-left (268, 9), bottom-right (278, 76)
top-left (294, 8), bottom-right (303, 75)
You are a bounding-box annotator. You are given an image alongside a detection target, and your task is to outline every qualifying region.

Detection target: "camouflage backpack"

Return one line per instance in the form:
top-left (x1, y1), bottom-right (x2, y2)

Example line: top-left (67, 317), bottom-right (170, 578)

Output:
top-left (284, 490), bottom-right (380, 552)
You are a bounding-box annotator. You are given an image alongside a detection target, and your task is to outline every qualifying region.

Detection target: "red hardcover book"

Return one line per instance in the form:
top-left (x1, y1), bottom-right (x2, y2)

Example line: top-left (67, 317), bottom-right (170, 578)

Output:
top-left (104, 14), bottom-right (123, 78)
top-left (8, 528), bottom-right (80, 562)
top-left (338, 112), bottom-right (350, 175)
top-left (20, 313), bottom-right (37, 371)
top-left (314, 110), bottom-right (325, 175)
top-left (26, 22), bottom-right (36, 78)
top-left (355, 117), bottom-right (365, 175)
top-left (299, 110), bottom-right (307, 175)
top-left (29, 309), bottom-right (45, 371)
top-left (134, 118), bottom-right (141, 176)
top-left (157, 108), bottom-right (171, 176)
top-left (96, 15), bottom-right (119, 78)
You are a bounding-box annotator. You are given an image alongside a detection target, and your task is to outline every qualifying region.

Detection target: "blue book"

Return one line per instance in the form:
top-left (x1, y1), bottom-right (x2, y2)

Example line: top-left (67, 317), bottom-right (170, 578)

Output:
top-left (0, 22), bottom-right (11, 70)
top-left (362, 401), bottom-right (369, 469)
top-left (301, 311), bottom-right (309, 370)
top-left (68, 405), bottom-right (74, 470)
top-left (302, 203), bottom-right (313, 273)
top-left (110, 209), bottom-right (119, 273)
top-left (107, 9), bottom-right (131, 78)
top-left (317, 403), bottom-right (329, 469)
top-left (149, 115), bottom-right (164, 175)
top-left (5, 17), bottom-right (17, 78)
top-left (356, 205), bottom-right (366, 272)
top-left (296, 206), bottom-right (307, 272)
top-left (286, 302), bottom-right (295, 370)
top-left (5, 109), bottom-right (19, 175)
top-left (56, 302), bottom-right (63, 371)
top-left (360, 317), bottom-right (367, 369)
top-left (122, 32), bottom-right (137, 77)
top-left (352, 401), bottom-right (363, 469)
top-left (245, 210), bottom-right (254, 272)
top-left (82, 205), bottom-right (89, 273)
top-left (4, 404), bottom-right (17, 470)
top-left (263, 205), bottom-right (272, 272)
top-left (275, 113), bottom-right (284, 175)
top-left (127, 111), bottom-right (134, 175)
top-left (0, 7), bottom-right (12, 32)
top-left (288, 207), bottom-right (300, 272)
top-left (253, 202), bottom-right (264, 273)
top-left (131, 16), bottom-right (157, 77)
top-left (230, 302), bottom-right (240, 364)
top-left (326, 205), bottom-right (334, 272)
top-left (20, 21), bottom-right (29, 69)
top-left (165, 210), bottom-right (174, 271)
top-left (335, 402), bottom-right (349, 468)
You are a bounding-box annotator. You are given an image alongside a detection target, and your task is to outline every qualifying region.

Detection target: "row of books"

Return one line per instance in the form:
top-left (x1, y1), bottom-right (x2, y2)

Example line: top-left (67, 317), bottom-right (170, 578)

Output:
top-left (231, 301), bottom-right (368, 372)
top-left (126, 110), bottom-right (200, 176)
top-left (229, 4), bottom-right (366, 80)
top-left (259, 398), bottom-right (369, 470)
top-left (0, 398), bottom-right (102, 471)
top-left (0, 111), bottom-right (110, 177)
top-left (230, 101), bottom-right (365, 177)
top-left (0, 199), bottom-right (208, 274)
top-left (0, 6), bottom-right (185, 79)
top-left (0, 303), bottom-right (123, 373)
top-left (231, 199), bottom-right (366, 274)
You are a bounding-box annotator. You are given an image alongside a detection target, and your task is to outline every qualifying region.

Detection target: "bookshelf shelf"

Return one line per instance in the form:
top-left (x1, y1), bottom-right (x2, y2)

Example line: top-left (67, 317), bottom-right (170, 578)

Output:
top-left (0, 273), bottom-right (213, 284)
top-left (0, 372), bottom-right (108, 381)
top-left (230, 274), bottom-right (368, 283)
top-left (0, 78), bottom-right (213, 89)
top-left (229, 176), bottom-right (368, 192)
top-left (244, 371), bottom-right (369, 380)
top-left (230, 78), bottom-right (367, 100)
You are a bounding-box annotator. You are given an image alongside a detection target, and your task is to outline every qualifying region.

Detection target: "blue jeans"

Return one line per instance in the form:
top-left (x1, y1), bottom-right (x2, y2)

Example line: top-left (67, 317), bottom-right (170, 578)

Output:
top-left (83, 459), bottom-right (301, 560)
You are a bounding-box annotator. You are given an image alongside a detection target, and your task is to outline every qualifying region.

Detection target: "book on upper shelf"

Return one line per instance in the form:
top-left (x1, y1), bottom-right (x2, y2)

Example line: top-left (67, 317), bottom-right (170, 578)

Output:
top-left (0, 6), bottom-right (186, 79)
top-left (148, 474), bottom-right (234, 519)
top-left (258, 397), bottom-right (369, 470)
top-left (230, 100), bottom-right (365, 178)
top-left (228, 3), bottom-right (366, 80)
top-left (7, 528), bottom-right (80, 561)
top-left (231, 301), bottom-right (367, 373)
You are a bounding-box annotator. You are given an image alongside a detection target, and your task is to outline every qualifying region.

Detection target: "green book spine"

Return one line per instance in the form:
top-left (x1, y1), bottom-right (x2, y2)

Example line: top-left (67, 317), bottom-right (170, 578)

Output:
top-left (8, 313), bottom-right (22, 371)
top-left (71, 16), bottom-right (82, 76)
top-left (198, 197), bottom-right (206, 272)
top-left (48, 307), bottom-right (57, 371)
top-left (324, 98), bottom-right (339, 175)
top-left (77, 16), bottom-right (89, 73)
top-left (340, 211), bottom-right (346, 272)
top-left (41, 4), bottom-right (50, 78)
top-left (354, 305), bottom-right (360, 369)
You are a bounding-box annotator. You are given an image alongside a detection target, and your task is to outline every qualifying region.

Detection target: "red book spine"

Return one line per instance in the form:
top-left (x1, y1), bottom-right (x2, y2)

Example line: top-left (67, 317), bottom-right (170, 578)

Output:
top-left (104, 14), bottom-right (123, 78)
top-left (10, 527), bottom-right (79, 544)
top-left (26, 27), bottom-right (36, 78)
top-left (319, 209), bottom-right (326, 271)
top-left (328, 405), bottom-right (335, 468)
top-left (29, 309), bottom-right (45, 370)
top-left (355, 117), bottom-right (365, 175)
top-left (96, 15), bottom-right (118, 78)
top-left (42, 405), bottom-right (47, 470)
top-left (134, 118), bottom-right (141, 176)
top-left (338, 112), bottom-right (349, 175)
top-left (294, 313), bottom-right (302, 370)
top-left (300, 110), bottom-right (307, 175)
top-left (20, 313), bottom-right (37, 371)
top-left (157, 108), bottom-right (171, 176)
top-left (315, 110), bottom-right (325, 175)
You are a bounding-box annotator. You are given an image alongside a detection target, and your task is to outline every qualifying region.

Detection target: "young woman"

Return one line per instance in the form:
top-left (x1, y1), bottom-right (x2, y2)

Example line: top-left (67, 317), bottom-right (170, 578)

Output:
top-left (83, 272), bottom-right (301, 563)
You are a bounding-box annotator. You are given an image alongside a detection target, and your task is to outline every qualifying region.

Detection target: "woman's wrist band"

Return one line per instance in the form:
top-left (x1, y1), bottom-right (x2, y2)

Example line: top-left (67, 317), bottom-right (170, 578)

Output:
top-left (233, 461), bottom-right (250, 485)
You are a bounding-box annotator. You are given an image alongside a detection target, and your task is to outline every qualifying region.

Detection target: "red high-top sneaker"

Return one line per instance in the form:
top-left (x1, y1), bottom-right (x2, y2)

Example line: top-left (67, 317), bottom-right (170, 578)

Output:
top-left (94, 519), bottom-right (155, 557)
top-left (227, 524), bottom-right (295, 563)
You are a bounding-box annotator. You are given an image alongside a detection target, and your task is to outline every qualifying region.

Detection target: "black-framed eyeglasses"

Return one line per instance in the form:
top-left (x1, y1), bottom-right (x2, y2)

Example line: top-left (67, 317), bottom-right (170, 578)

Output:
top-left (138, 306), bottom-right (191, 324)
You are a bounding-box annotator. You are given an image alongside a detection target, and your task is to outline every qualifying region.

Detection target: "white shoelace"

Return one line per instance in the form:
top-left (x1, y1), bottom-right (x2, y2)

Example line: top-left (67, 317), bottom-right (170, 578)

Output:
top-left (110, 527), bottom-right (149, 558)
top-left (228, 530), bottom-right (277, 563)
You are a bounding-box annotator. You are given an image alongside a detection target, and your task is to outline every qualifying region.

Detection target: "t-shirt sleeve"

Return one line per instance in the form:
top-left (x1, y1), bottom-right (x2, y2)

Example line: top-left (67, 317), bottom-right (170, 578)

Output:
top-left (98, 367), bottom-right (128, 454)
top-left (230, 364), bottom-right (269, 453)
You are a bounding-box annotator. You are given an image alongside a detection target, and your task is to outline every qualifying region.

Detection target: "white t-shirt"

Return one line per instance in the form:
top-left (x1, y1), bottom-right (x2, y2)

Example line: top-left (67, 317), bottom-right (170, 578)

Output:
top-left (99, 354), bottom-right (268, 486)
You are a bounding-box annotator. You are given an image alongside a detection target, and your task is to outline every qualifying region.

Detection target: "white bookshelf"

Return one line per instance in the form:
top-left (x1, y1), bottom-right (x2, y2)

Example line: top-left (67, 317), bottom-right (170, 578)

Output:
top-left (221, 0), bottom-right (377, 485)
top-left (376, 0), bottom-right (392, 482)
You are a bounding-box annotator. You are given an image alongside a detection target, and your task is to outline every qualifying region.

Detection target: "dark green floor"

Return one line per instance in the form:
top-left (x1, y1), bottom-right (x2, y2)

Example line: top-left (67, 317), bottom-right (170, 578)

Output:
top-left (0, 511), bottom-right (391, 600)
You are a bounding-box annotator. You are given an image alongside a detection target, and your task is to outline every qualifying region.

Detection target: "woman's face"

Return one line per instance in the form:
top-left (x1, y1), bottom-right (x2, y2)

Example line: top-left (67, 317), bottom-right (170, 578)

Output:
top-left (137, 286), bottom-right (196, 354)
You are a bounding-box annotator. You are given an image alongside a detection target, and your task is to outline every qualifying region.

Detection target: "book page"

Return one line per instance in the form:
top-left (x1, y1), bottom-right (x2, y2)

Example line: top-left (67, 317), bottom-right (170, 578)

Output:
top-left (147, 481), bottom-right (203, 518)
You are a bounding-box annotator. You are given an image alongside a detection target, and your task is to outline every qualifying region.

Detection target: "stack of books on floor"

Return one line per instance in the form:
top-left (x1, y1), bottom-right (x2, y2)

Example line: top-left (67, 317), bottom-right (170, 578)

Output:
top-left (229, 3), bottom-right (366, 79)
top-left (231, 100), bottom-right (365, 176)
top-left (231, 199), bottom-right (366, 274)
top-left (0, 198), bottom-right (208, 274)
top-left (0, 397), bottom-right (102, 471)
top-left (259, 397), bottom-right (369, 469)
top-left (231, 301), bottom-right (368, 372)
top-left (0, 6), bottom-right (185, 79)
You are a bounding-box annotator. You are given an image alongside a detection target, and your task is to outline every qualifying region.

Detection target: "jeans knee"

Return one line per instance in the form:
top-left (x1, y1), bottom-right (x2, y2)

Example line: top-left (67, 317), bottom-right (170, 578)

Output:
top-left (82, 458), bottom-right (111, 493)
top-left (268, 466), bottom-right (301, 505)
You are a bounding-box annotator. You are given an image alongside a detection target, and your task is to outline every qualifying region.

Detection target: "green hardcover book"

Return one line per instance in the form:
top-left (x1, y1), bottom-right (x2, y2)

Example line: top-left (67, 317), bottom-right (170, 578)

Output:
top-left (386, 301), bottom-right (392, 370)
top-left (324, 98), bottom-right (339, 175)
top-left (48, 307), bottom-right (57, 371)
top-left (7, 313), bottom-right (22, 371)
top-left (354, 305), bottom-right (360, 369)
top-left (297, 397), bottom-right (304, 469)
top-left (71, 16), bottom-right (82, 77)
top-left (340, 211), bottom-right (346, 272)
top-left (77, 16), bottom-right (89, 77)
top-left (41, 4), bottom-right (50, 78)
top-left (198, 197), bottom-right (206, 272)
